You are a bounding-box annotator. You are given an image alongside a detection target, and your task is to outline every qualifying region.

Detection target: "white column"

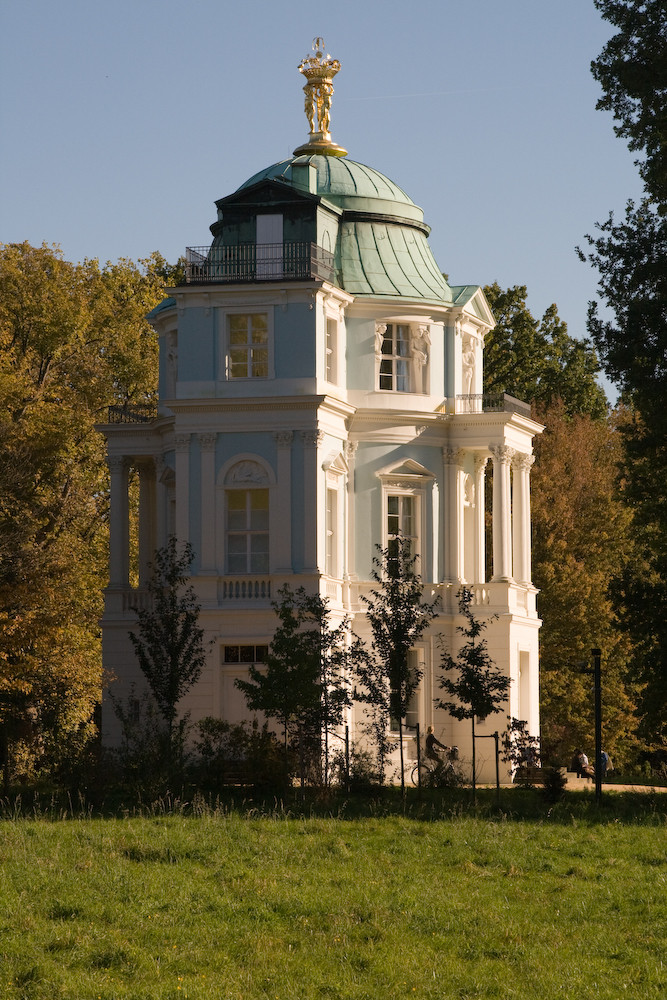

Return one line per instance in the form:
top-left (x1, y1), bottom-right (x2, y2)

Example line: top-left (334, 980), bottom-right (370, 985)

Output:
top-left (473, 454), bottom-right (488, 584)
top-left (302, 430), bottom-right (322, 573)
top-left (442, 446), bottom-right (463, 583)
top-left (344, 440), bottom-right (357, 586)
top-left (174, 433), bottom-right (191, 545)
top-left (274, 431), bottom-right (293, 573)
top-left (512, 453), bottom-right (535, 585)
top-left (107, 455), bottom-right (129, 587)
top-left (137, 459), bottom-right (157, 586)
top-left (199, 433), bottom-right (217, 572)
top-left (490, 444), bottom-right (515, 581)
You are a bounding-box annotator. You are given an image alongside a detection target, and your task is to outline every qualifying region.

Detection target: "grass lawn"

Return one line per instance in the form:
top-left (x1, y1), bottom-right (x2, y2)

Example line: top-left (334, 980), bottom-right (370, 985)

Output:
top-left (1, 791), bottom-right (667, 999)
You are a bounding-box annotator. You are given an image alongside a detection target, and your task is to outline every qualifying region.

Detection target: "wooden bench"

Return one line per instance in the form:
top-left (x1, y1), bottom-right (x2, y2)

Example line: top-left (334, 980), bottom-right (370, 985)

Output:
top-left (513, 765), bottom-right (547, 786)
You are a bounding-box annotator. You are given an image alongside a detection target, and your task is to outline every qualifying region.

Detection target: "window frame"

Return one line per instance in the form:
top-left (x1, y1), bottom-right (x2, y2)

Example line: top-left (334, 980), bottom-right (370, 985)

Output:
top-left (225, 486), bottom-right (270, 575)
top-left (375, 320), bottom-right (431, 395)
top-left (221, 307), bottom-right (274, 382)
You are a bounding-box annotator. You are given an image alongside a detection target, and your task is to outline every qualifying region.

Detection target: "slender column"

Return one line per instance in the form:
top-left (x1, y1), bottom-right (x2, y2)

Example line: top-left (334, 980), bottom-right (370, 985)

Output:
top-left (344, 440), bottom-right (357, 584)
top-left (174, 433), bottom-right (191, 545)
top-left (490, 444), bottom-right (515, 581)
top-left (473, 454), bottom-right (488, 584)
top-left (302, 430), bottom-right (323, 573)
top-left (198, 433), bottom-right (217, 572)
top-left (136, 459), bottom-right (157, 586)
top-left (107, 456), bottom-right (129, 587)
top-left (442, 446), bottom-right (463, 583)
top-left (154, 456), bottom-right (166, 551)
top-left (512, 453), bottom-right (535, 585)
top-left (274, 431), bottom-right (293, 572)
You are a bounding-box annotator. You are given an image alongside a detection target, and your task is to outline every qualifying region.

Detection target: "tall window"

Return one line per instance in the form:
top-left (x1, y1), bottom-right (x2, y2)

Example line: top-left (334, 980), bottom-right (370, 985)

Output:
top-left (326, 488), bottom-right (338, 577)
top-left (326, 317), bottom-right (338, 384)
top-left (387, 494), bottom-right (417, 568)
top-left (390, 650), bottom-right (421, 732)
top-left (228, 314), bottom-right (269, 379)
top-left (379, 323), bottom-right (410, 391)
top-left (226, 488), bottom-right (269, 573)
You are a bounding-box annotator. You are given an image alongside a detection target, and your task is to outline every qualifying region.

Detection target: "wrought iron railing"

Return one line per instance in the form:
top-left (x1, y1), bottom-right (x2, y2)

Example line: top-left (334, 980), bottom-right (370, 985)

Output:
top-left (107, 404), bottom-right (158, 424)
top-left (184, 242), bottom-right (335, 284)
top-left (456, 392), bottom-right (532, 417)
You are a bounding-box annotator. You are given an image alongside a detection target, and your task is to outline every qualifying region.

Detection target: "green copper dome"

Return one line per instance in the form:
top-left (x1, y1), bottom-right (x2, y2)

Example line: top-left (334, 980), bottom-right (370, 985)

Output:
top-left (239, 155), bottom-right (424, 226)
top-left (234, 154), bottom-right (452, 304)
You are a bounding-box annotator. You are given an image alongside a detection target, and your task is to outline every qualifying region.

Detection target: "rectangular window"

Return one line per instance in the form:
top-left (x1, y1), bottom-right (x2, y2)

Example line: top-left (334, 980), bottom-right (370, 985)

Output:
top-left (387, 494), bottom-right (417, 569)
top-left (326, 318), bottom-right (337, 384)
top-left (379, 323), bottom-right (411, 391)
top-left (226, 488), bottom-right (269, 573)
top-left (326, 487), bottom-right (338, 578)
top-left (223, 645), bottom-right (269, 664)
top-left (390, 650), bottom-right (421, 733)
top-left (228, 314), bottom-right (269, 379)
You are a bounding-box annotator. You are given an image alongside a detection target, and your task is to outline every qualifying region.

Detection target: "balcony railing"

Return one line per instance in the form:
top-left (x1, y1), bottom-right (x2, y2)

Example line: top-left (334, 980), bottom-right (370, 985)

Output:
top-left (456, 392), bottom-right (532, 417)
top-left (107, 403), bottom-right (158, 424)
top-left (184, 242), bottom-right (335, 285)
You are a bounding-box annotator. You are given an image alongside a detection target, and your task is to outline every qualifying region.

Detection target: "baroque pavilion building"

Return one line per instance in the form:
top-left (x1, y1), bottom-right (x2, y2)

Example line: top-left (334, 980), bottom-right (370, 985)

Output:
top-left (99, 41), bottom-right (542, 782)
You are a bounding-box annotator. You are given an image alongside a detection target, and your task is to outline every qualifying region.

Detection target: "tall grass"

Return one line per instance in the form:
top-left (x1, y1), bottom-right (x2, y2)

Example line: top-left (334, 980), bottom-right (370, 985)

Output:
top-left (1, 793), bottom-right (666, 998)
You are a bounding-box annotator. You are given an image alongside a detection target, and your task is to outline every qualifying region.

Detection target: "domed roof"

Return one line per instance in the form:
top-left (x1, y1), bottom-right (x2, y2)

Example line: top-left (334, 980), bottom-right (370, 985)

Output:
top-left (233, 153), bottom-right (452, 304)
top-left (238, 155), bottom-right (426, 228)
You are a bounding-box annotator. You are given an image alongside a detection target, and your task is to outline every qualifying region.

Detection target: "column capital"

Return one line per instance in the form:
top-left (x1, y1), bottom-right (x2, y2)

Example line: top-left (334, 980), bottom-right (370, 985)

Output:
top-left (198, 432), bottom-right (217, 453)
top-left (474, 453), bottom-right (489, 474)
top-left (442, 446), bottom-right (464, 466)
top-left (175, 433), bottom-right (191, 453)
top-left (301, 430), bottom-right (324, 448)
top-left (513, 452), bottom-right (535, 472)
top-left (490, 444), bottom-right (515, 465)
top-left (274, 430), bottom-right (294, 448)
top-left (345, 440), bottom-right (358, 460)
top-left (106, 455), bottom-right (127, 474)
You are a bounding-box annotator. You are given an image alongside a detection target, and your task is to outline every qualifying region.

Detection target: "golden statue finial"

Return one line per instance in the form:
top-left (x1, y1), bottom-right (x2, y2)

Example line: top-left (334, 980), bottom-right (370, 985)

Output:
top-left (293, 38), bottom-right (347, 157)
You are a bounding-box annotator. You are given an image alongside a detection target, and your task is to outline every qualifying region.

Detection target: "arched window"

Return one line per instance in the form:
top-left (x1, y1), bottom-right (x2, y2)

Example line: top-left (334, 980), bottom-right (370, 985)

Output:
top-left (223, 460), bottom-right (271, 574)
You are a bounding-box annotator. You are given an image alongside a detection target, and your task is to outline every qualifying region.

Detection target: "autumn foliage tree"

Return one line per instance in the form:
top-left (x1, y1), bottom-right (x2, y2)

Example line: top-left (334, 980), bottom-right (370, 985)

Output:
top-left (531, 401), bottom-right (640, 765)
top-left (0, 242), bottom-right (177, 783)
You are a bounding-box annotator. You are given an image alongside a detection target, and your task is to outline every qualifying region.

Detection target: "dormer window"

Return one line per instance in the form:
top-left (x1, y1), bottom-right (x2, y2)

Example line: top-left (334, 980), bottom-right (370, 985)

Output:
top-left (376, 322), bottom-right (430, 393)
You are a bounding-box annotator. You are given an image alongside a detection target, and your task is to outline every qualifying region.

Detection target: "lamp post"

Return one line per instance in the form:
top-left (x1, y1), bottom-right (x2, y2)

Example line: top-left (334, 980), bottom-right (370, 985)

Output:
top-left (580, 649), bottom-right (602, 804)
top-left (592, 648), bottom-right (602, 805)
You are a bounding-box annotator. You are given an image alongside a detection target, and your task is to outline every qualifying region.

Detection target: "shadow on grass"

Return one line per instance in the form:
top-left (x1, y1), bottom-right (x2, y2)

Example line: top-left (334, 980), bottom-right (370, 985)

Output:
top-left (2, 784), bottom-right (667, 825)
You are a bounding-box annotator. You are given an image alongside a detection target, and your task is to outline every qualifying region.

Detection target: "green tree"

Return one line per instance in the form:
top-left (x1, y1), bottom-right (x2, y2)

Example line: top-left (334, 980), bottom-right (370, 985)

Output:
top-left (531, 401), bottom-right (640, 763)
top-left (360, 539), bottom-right (439, 794)
top-left (579, 1), bottom-right (667, 737)
top-left (128, 538), bottom-right (208, 774)
top-left (483, 283), bottom-right (607, 418)
top-left (235, 586), bottom-right (354, 787)
top-left (591, 0), bottom-right (667, 207)
top-left (0, 242), bottom-right (171, 782)
top-left (437, 588), bottom-right (510, 802)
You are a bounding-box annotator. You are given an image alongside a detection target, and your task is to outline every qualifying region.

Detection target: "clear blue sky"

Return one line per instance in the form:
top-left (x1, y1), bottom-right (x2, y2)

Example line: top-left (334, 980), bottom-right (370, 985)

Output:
top-left (0, 0), bottom-right (640, 394)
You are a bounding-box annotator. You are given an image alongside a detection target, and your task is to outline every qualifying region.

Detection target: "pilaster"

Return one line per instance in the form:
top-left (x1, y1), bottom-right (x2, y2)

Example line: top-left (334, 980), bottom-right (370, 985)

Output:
top-left (174, 433), bottom-right (191, 545)
top-left (199, 433), bottom-right (217, 572)
top-left (274, 430), bottom-right (293, 573)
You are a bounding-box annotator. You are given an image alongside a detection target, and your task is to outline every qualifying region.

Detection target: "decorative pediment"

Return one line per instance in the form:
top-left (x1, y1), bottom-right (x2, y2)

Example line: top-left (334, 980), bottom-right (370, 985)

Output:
top-left (322, 450), bottom-right (348, 474)
top-left (376, 458), bottom-right (435, 487)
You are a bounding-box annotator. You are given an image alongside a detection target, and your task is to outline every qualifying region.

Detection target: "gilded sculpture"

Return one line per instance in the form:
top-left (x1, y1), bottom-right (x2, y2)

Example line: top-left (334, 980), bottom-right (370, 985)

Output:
top-left (294, 38), bottom-right (347, 157)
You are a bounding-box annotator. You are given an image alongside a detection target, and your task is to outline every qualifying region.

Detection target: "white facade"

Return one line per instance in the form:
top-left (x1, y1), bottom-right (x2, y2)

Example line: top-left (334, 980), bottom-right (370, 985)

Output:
top-left (99, 144), bottom-right (542, 784)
